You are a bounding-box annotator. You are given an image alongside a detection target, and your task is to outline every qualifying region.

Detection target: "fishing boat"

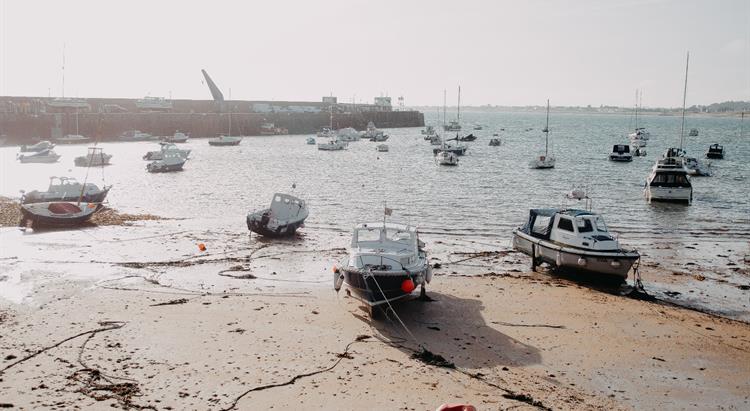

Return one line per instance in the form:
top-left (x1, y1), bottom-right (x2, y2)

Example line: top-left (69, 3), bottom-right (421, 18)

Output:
top-left (74, 148), bottom-right (113, 167)
top-left (20, 201), bottom-right (99, 228)
top-left (376, 144), bottom-right (389, 152)
top-left (511, 205), bottom-right (640, 279)
top-left (143, 143), bottom-right (191, 160)
top-left (318, 138), bottom-right (347, 151)
top-left (489, 138), bottom-right (501, 146)
top-left (21, 176), bottom-right (110, 204)
top-left (208, 135), bottom-right (242, 146)
top-left (246, 193), bottom-right (309, 238)
top-left (20, 141), bottom-right (55, 152)
top-left (119, 130), bottom-right (156, 142)
top-left (609, 144), bottom-right (633, 162)
top-left (146, 151), bottom-right (187, 172)
top-left (17, 149), bottom-right (61, 163)
top-left (644, 157), bottom-right (692, 204)
top-left (306, 137), bottom-right (316, 145)
top-left (161, 131), bottom-right (189, 143)
top-left (529, 100), bottom-right (555, 169)
top-left (333, 220), bottom-right (432, 315)
top-left (706, 144), bottom-right (724, 159)
top-left (435, 150), bottom-right (459, 166)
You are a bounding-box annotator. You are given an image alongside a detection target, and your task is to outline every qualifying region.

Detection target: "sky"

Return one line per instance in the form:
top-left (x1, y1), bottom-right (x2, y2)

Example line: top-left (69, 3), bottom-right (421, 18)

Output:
top-left (0, 0), bottom-right (748, 108)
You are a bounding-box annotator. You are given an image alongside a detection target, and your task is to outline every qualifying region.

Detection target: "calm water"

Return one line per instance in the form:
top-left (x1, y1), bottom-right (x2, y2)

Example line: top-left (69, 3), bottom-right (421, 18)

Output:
top-left (1, 111), bottom-right (748, 242)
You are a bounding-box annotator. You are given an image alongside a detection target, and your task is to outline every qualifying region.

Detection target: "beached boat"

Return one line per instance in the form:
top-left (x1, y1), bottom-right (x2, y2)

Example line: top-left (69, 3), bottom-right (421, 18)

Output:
top-left (529, 100), bottom-right (555, 169)
top-left (146, 151), bottom-right (187, 172)
top-left (644, 157), bottom-right (692, 204)
top-left (21, 176), bottom-right (110, 204)
top-left (318, 139), bottom-right (347, 151)
top-left (162, 131), bottom-right (189, 143)
top-left (143, 143), bottom-right (191, 160)
top-left (609, 144), bottom-right (633, 162)
top-left (17, 149), bottom-right (61, 163)
top-left (333, 221), bottom-right (432, 313)
top-left (512, 208), bottom-right (640, 279)
top-left (435, 150), bottom-right (459, 166)
top-left (208, 135), bottom-right (242, 146)
top-left (376, 144), bottom-right (389, 152)
top-left (20, 201), bottom-right (99, 228)
top-left (20, 141), bottom-right (55, 152)
top-left (74, 148), bottom-right (113, 167)
top-left (706, 144), bottom-right (724, 159)
top-left (246, 193), bottom-right (309, 238)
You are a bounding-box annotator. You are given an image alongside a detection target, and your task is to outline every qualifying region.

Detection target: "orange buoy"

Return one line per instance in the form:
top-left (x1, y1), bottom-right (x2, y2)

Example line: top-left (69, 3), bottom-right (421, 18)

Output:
top-left (198, 243), bottom-right (206, 251)
top-left (401, 279), bottom-right (415, 293)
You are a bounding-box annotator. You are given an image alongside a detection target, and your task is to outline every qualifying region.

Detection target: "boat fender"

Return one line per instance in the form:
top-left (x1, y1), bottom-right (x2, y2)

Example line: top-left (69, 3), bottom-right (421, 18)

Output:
top-left (577, 257), bottom-right (587, 266)
top-left (425, 265), bottom-right (433, 284)
top-left (555, 252), bottom-right (562, 267)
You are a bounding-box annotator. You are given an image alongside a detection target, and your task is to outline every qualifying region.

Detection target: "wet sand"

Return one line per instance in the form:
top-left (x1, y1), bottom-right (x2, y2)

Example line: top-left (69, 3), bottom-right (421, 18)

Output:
top-left (1, 224), bottom-right (749, 410)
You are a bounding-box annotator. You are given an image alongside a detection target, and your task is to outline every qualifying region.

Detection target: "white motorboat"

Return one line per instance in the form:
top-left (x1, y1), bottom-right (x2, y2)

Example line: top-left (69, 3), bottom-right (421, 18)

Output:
top-left (333, 221), bottom-right (432, 314)
top-left (20, 141), bottom-right (55, 152)
top-left (644, 157), bottom-right (692, 204)
top-left (56, 134), bottom-right (90, 144)
top-left (489, 138), bottom-right (501, 146)
top-left (120, 130), bottom-right (156, 142)
top-left (143, 143), bottom-right (191, 160)
top-left (306, 137), bottom-right (316, 145)
top-left (146, 151), bottom-right (187, 172)
top-left (17, 149), bottom-right (61, 163)
top-left (318, 139), bottom-right (347, 151)
top-left (162, 131), bottom-right (189, 143)
top-left (631, 145), bottom-right (647, 157)
top-left (376, 144), bottom-right (389, 152)
top-left (512, 208), bottom-right (640, 279)
top-left (21, 176), bottom-right (110, 204)
top-left (432, 142), bottom-right (467, 156)
top-left (336, 127), bottom-right (361, 142)
top-left (74, 148), bottom-right (113, 167)
top-left (246, 193), bottom-right (309, 238)
top-left (682, 157), bottom-right (711, 176)
top-left (435, 150), bottom-right (459, 166)
top-left (208, 135), bottom-right (242, 146)
top-left (628, 127), bottom-right (650, 141)
top-left (609, 144), bottom-right (633, 162)
top-left (530, 100), bottom-right (556, 169)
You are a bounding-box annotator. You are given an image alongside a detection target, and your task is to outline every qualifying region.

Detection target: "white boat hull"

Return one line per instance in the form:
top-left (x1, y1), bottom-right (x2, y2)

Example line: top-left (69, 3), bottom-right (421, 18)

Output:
top-left (644, 186), bottom-right (692, 204)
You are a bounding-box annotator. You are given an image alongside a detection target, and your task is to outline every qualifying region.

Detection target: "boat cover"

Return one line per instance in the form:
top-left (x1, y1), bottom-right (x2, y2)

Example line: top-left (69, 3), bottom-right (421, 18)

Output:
top-left (521, 208), bottom-right (592, 240)
top-left (48, 202), bottom-right (82, 214)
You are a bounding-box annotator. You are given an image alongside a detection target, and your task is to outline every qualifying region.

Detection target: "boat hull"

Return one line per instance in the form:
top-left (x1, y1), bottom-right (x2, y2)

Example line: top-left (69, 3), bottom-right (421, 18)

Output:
top-left (208, 141), bottom-right (241, 146)
top-left (341, 268), bottom-right (424, 306)
top-left (512, 230), bottom-right (639, 279)
top-left (706, 153), bottom-right (723, 159)
top-left (147, 162), bottom-right (185, 173)
top-left (609, 155), bottom-right (632, 162)
top-left (644, 186), bottom-right (692, 204)
top-left (246, 216), bottom-right (306, 238)
top-left (20, 203), bottom-right (99, 227)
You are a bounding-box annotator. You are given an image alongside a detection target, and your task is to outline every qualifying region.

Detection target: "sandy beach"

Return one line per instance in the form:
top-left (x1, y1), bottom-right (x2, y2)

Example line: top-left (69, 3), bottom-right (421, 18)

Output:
top-left (1, 221), bottom-right (749, 410)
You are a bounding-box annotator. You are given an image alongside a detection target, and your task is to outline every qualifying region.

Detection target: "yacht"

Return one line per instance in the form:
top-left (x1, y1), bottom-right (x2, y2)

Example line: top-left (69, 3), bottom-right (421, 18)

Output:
top-left (162, 131), bottom-right (189, 143)
top-left (20, 141), bottom-right (55, 152)
top-left (644, 157), bottom-right (692, 204)
top-left (529, 100), bottom-right (555, 169)
top-left (333, 221), bottom-right (432, 316)
top-left (443, 86), bottom-right (462, 132)
top-left (146, 151), bottom-right (187, 172)
top-left (246, 193), bottom-right (309, 238)
top-left (609, 144), bottom-right (633, 162)
top-left (512, 207), bottom-right (640, 279)
top-left (208, 135), bottom-right (242, 146)
top-left (435, 150), bottom-right (459, 166)
top-left (143, 143), bottom-right (191, 160)
top-left (432, 142), bottom-right (467, 156)
top-left (706, 144), bottom-right (724, 159)
top-left (317, 127), bottom-right (335, 138)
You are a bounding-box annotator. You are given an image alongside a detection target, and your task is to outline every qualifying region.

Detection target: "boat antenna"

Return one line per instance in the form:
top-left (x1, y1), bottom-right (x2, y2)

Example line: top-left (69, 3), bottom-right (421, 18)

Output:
top-left (679, 51), bottom-right (690, 150)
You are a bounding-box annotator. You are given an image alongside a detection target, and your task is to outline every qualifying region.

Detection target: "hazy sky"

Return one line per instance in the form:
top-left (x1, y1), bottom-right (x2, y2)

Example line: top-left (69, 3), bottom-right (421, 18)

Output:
top-left (0, 0), bottom-right (748, 107)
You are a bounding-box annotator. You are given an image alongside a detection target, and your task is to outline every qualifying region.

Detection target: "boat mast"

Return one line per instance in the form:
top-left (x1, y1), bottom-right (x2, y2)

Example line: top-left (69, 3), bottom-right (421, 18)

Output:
top-left (634, 89), bottom-right (639, 131)
top-left (457, 86), bottom-right (461, 124)
top-left (61, 43), bottom-right (65, 99)
top-left (443, 89), bottom-right (446, 128)
top-left (679, 52), bottom-right (689, 150)
top-left (545, 99), bottom-right (550, 156)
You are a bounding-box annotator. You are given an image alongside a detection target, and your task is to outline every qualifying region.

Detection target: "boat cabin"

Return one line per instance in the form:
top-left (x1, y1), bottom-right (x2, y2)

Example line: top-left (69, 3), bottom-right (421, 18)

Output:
top-left (521, 209), bottom-right (621, 251)
top-left (350, 223), bottom-right (420, 270)
top-left (266, 193), bottom-right (306, 222)
top-left (612, 144), bottom-right (630, 154)
top-left (706, 144), bottom-right (724, 159)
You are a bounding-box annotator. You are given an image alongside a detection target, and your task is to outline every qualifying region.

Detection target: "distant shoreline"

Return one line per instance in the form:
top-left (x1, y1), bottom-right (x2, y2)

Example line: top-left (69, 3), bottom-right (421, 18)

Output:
top-left (409, 107), bottom-right (747, 118)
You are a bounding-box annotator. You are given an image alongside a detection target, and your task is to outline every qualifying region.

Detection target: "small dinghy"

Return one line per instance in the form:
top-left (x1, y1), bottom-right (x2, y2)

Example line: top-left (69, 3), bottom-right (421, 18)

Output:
top-left (246, 193), bottom-right (309, 237)
top-left (146, 151), bottom-right (187, 172)
top-left (22, 176), bottom-right (111, 204)
top-left (143, 143), bottom-right (191, 160)
top-left (74, 147), bottom-right (113, 167)
top-left (20, 201), bottom-right (99, 228)
top-left (208, 135), bottom-right (242, 146)
top-left (20, 140), bottom-right (55, 152)
top-left (512, 205), bottom-right (640, 279)
top-left (334, 221), bottom-right (432, 316)
top-left (706, 144), bottom-right (724, 159)
top-left (17, 149), bottom-right (61, 163)
top-left (609, 144), bottom-right (633, 162)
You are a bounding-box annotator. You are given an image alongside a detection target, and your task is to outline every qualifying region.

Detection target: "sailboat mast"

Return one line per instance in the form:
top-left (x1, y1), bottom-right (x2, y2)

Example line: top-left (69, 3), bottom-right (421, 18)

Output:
top-left (679, 52), bottom-right (690, 150)
top-left (61, 43), bottom-right (66, 99)
top-left (457, 86), bottom-right (461, 123)
top-left (545, 99), bottom-right (550, 156)
top-left (634, 89), bottom-right (639, 130)
top-left (443, 89), bottom-right (446, 128)
top-left (75, 108), bottom-right (79, 134)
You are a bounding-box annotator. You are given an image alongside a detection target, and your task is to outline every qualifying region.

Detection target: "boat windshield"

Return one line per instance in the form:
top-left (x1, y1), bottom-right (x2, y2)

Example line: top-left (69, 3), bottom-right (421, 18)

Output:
top-left (594, 216), bottom-right (608, 232)
top-left (575, 218), bottom-right (594, 233)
